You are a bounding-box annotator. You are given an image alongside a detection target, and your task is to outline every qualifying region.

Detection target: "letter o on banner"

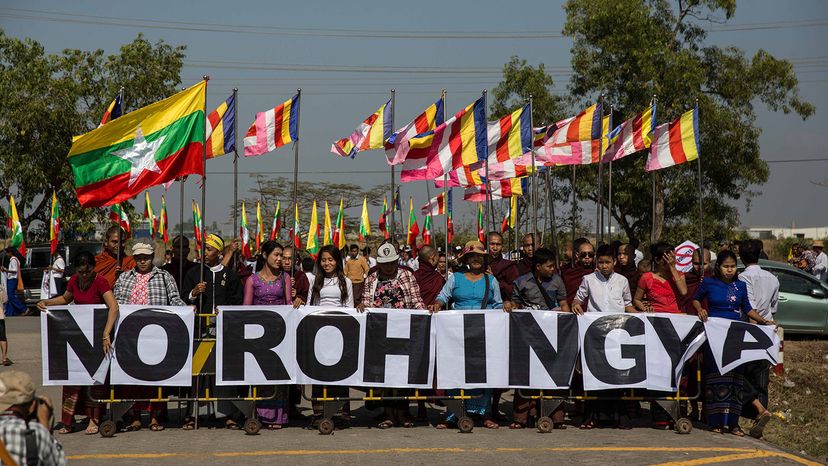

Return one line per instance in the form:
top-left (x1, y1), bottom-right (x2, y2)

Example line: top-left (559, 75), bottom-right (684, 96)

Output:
top-left (296, 311), bottom-right (360, 382)
top-left (114, 309), bottom-right (191, 382)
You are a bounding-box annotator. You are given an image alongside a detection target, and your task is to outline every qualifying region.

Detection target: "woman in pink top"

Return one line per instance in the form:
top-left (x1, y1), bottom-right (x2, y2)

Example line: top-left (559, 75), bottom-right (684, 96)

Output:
top-left (633, 242), bottom-right (687, 313)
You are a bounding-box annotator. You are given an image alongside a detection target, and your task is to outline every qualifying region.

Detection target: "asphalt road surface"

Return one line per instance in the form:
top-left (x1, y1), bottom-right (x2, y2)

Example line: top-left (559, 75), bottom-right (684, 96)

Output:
top-left (1, 316), bottom-right (822, 466)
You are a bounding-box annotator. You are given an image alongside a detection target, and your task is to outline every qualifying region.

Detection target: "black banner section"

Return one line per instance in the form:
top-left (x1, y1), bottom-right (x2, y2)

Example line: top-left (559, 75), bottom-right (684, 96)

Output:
top-left (583, 314), bottom-right (646, 385)
top-left (113, 308), bottom-right (191, 382)
top-left (296, 310), bottom-right (360, 382)
top-left (463, 313), bottom-right (487, 384)
top-left (221, 310), bottom-right (290, 381)
top-left (363, 313), bottom-right (431, 384)
top-left (46, 307), bottom-right (109, 380)
top-left (508, 312), bottom-right (579, 386)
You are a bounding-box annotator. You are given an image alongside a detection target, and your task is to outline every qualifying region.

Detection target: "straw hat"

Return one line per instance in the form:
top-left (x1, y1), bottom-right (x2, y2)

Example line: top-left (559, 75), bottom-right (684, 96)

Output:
top-left (459, 240), bottom-right (487, 259)
top-left (813, 240), bottom-right (824, 248)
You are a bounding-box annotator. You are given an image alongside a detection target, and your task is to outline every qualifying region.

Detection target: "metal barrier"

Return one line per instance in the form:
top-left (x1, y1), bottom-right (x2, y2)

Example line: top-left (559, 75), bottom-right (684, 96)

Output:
top-left (303, 386), bottom-right (483, 434)
top-left (91, 312), bottom-right (277, 437)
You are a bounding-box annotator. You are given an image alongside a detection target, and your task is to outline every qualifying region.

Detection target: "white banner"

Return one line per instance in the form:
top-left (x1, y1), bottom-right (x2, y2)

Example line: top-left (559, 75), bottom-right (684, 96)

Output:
top-left (109, 306), bottom-right (194, 387)
top-left (435, 311), bottom-right (509, 389)
top-left (41, 305), bottom-right (111, 386)
top-left (704, 317), bottom-right (780, 374)
top-left (644, 314), bottom-right (707, 392)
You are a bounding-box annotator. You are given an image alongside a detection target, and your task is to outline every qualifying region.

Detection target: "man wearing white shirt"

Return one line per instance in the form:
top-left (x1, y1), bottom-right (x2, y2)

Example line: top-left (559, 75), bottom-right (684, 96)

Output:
top-left (571, 245), bottom-right (636, 315)
top-left (812, 240), bottom-right (826, 282)
top-left (737, 239), bottom-right (778, 439)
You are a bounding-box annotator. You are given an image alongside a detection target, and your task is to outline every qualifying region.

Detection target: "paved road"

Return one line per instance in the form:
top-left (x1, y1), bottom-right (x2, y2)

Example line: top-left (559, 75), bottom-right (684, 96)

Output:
top-left (1, 316), bottom-right (822, 466)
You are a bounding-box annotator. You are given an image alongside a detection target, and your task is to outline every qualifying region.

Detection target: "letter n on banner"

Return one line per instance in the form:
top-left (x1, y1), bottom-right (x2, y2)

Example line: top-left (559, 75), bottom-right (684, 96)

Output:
top-left (216, 306), bottom-right (296, 385)
top-left (435, 311), bottom-right (508, 389)
top-left (579, 313), bottom-right (647, 391)
top-left (41, 306), bottom-right (110, 386)
top-left (110, 306), bottom-right (194, 386)
top-left (508, 311), bottom-right (579, 389)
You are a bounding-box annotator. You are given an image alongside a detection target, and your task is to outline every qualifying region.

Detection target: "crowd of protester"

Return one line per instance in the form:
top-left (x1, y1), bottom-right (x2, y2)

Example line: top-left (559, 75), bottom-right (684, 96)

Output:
top-left (1, 224), bottom-right (797, 458)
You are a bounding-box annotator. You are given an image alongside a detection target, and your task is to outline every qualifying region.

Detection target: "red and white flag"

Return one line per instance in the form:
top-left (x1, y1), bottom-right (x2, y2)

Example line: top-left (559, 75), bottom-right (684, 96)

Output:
top-left (420, 192), bottom-right (447, 216)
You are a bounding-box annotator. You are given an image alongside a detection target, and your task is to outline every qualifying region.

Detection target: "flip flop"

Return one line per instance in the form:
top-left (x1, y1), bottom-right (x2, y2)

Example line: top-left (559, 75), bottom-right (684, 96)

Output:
top-left (483, 420), bottom-right (499, 429)
top-left (508, 422), bottom-right (525, 429)
top-left (2, 359), bottom-right (13, 366)
top-left (377, 420), bottom-right (395, 429)
top-left (149, 422), bottom-right (165, 431)
top-left (749, 412), bottom-right (771, 439)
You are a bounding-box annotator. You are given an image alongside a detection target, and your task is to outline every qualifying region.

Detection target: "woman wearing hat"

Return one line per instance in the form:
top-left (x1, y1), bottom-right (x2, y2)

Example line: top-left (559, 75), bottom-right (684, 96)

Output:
top-left (430, 240), bottom-right (503, 430)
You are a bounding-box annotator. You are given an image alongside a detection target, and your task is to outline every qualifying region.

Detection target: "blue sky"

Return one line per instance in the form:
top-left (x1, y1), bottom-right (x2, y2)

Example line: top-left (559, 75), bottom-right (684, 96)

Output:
top-left (1, 0), bottom-right (826, 237)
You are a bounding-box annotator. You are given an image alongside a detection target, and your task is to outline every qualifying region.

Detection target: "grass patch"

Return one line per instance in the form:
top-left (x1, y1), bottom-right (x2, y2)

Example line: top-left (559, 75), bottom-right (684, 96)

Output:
top-left (759, 338), bottom-right (828, 461)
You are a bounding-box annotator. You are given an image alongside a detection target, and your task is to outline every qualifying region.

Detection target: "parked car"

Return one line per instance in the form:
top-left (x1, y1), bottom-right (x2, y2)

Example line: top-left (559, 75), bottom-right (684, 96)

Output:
top-left (739, 260), bottom-right (828, 335)
top-left (18, 242), bottom-right (103, 309)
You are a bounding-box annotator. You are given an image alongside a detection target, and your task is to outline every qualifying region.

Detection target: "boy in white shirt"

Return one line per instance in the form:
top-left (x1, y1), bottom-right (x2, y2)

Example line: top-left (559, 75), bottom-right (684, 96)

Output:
top-left (572, 244), bottom-right (635, 315)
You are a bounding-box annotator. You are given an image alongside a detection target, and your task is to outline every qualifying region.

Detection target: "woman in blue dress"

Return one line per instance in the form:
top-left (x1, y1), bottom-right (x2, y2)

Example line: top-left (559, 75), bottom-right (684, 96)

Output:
top-left (430, 240), bottom-right (503, 430)
top-left (692, 250), bottom-right (774, 436)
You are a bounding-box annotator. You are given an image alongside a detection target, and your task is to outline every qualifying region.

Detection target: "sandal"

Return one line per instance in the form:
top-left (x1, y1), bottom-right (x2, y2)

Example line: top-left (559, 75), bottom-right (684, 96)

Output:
top-left (2, 358), bottom-right (13, 366)
top-left (710, 427), bottom-right (723, 434)
top-left (181, 419), bottom-right (196, 430)
top-left (85, 422), bottom-right (99, 435)
top-left (123, 421), bottom-right (142, 432)
top-left (435, 422), bottom-right (454, 430)
top-left (402, 420), bottom-right (415, 428)
top-left (483, 419), bottom-right (499, 429)
top-left (508, 422), bottom-right (525, 429)
top-left (377, 420), bottom-right (395, 429)
top-left (749, 412), bottom-right (771, 439)
top-left (149, 422), bottom-right (165, 431)
top-left (579, 421), bottom-right (595, 430)
top-left (553, 423), bottom-right (567, 430)
top-left (56, 426), bottom-right (72, 434)
top-left (730, 426), bottom-right (745, 437)
top-left (225, 420), bottom-right (241, 430)
top-left (266, 424), bottom-right (283, 430)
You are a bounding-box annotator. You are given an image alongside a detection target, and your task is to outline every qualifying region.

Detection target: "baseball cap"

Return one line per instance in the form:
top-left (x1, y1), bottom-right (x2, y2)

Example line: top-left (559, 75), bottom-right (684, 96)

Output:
top-left (132, 242), bottom-right (154, 256)
top-left (0, 370), bottom-right (36, 411)
top-left (376, 243), bottom-right (400, 264)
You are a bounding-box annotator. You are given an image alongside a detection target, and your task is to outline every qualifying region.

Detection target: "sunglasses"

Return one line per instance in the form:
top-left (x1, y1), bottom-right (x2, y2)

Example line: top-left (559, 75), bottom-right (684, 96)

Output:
top-left (579, 252), bottom-right (595, 258)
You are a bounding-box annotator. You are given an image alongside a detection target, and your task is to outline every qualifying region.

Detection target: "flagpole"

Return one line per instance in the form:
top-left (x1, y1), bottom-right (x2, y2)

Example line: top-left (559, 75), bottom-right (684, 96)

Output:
top-left (596, 94), bottom-right (604, 245)
top-left (199, 76), bottom-right (209, 283)
top-left (482, 89), bottom-right (493, 244)
top-left (607, 103), bottom-right (614, 244)
top-left (441, 89), bottom-right (448, 255)
top-left (232, 87), bottom-right (239, 241)
top-left (571, 164), bottom-right (576, 266)
top-left (179, 180), bottom-right (184, 286)
top-left (650, 95), bottom-right (658, 245)
top-left (389, 89), bottom-right (396, 244)
top-left (528, 95), bottom-right (538, 247)
top-left (115, 86), bottom-right (125, 269)
top-left (696, 99), bottom-right (704, 273)
top-left (546, 169), bottom-right (559, 262)
top-left (292, 88), bottom-right (302, 231)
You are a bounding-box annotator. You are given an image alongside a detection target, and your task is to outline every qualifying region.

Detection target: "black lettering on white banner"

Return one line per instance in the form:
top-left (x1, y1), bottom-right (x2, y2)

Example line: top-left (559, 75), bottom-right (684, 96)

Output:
top-left (584, 314), bottom-right (646, 385)
top-left (46, 308), bottom-right (108, 380)
top-left (648, 316), bottom-right (705, 387)
top-left (364, 312), bottom-right (431, 384)
top-left (296, 311), bottom-right (359, 382)
top-left (114, 309), bottom-right (190, 382)
top-left (221, 310), bottom-right (289, 381)
top-left (508, 312), bottom-right (578, 387)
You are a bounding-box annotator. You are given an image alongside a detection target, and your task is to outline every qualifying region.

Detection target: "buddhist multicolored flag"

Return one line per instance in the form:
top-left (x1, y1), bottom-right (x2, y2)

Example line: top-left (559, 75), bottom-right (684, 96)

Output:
top-left (269, 201), bottom-right (282, 240)
top-left (69, 81), bottom-right (206, 208)
top-left (192, 200), bottom-right (204, 258)
top-left (421, 192), bottom-right (447, 216)
top-left (256, 202), bottom-right (265, 252)
top-left (422, 215), bottom-right (432, 245)
top-left (109, 203), bottom-right (130, 236)
top-left (388, 98), bottom-right (446, 179)
top-left (646, 107), bottom-right (700, 171)
top-left (406, 197), bottom-right (419, 247)
top-left (392, 187), bottom-right (401, 211)
top-left (405, 97), bottom-right (488, 180)
top-left (501, 195), bottom-right (517, 233)
top-left (290, 204), bottom-right (302, 249)
top-left (532, 102), bottom-right (603, 164)
top-left (306, 200), bottom-right (320, 257)
top-left (433, 165), bottom-right (483, 188)
top-left (476, 203), bottom-right (485, 242)
top-left (7, 196), bottom-right (25, 255)
top-left (49, 192), bottom-right (60, 255)
top-left (484, 156), bottom-right (535, 182)
top-left (244, 94), bottom-right (300, 157)
top-left (143, 191), bottom-right (157, 239)
top-left (464, 178), bottom-right (526, 202)
top-left (358, 197), bottom-right (371, 240)
top-left (331, 99), bottom-right (393, 158)
top-left (603, 104), bottom-right (656, 163)
top-left (332, 198), bottom-right (346, 249)
top-left (486, 103), bottom-right (533, 165)
top-left (159, 195), bottom-right (169, 244)
top-left (206, 92), bottom-right (236, 159)
top-left (378, 197), bottom-right (389, 239)
top-left (323, 200), bottom-right (333, 246)
top-left (99, 94), bottom-right (122, 127)
top-left (239, 201), bottom-right (251, 259)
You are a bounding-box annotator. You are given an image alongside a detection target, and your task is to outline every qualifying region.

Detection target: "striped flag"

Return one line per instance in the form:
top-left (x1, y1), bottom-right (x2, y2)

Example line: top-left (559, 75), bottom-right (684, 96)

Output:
top-left (446, 191), bottom-right (455, 245)
top-left (269, 201), bottom-right (282, 240)
top-left (331, 99), bottom-right (393, 158)
top-left (193, 200), bottom-right (205, 258)
top-left (603, 104), bottom-right (656, 163)
top-left (8, 195), bottom-right (26, 255)
top-left (387, 97), bottom-right (445, 166)
top-left (421, 192), bottom-right (447, 216)
top-left (535, 114), bottom-right (610, 166)
top-left (484, 156), bottom-right (535, 182)
top-left (49, 192), bottom-right (60, 255)
top-left (406, 197), bottom-right (419, 247)
top-left (392, 187), bottom-right (402, 211)
top-left (501, 195), bottom-right (517, 233)
top-left (434, 165), bottom-right (483, 188)
top-left (143, 192), bottom-right (157, 239)
top-left (99, 94), bottom-right (122, 127)
top-left (244, 94), bottom-right (300, 157)
top-left (422, 215), bottom-right (432, 245)
top-left (358, 196), bottom-right (371, 240)
top-left (108, 203), bottom-right (130, 236)
top-left (256, 201), bottom-right (264, 252)
top-left (306, 200), bottom-right (320, 257)
top-left (206, 92), bottom-right (236, 159)
top-left (533, 124), bottom-right (557, 147)
top-left (332, 198), bottom-right (346, 249)
top-left (476, 203), bottom-right (485, 242)
top-left (290, 204), bottom-right (302, 249)
top-left (646, 107), bottom-right (699, 171)
top-left (405, 97), bottom-right (487, 180)
top-left (323, 200), bottom-right (333, 246)
top-left (239, 201), bottom-right (251, 258)
top-left (159, 195), bottom-right (168, 245)
top-left (532, 102), bottom-right (603, 164)
top-left (464, 178), bottom-right (526, 202)
top-left (378, 197), bottom-right (389, 239)
top-left (486, 103), bottom-right (533, 165)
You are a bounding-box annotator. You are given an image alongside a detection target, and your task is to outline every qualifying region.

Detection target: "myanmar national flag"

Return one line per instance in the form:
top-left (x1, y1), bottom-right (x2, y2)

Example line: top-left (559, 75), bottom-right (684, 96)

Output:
top-left (323, 200), bottom-right (333, 246)
top-left (290, 204), bottom-right (302, 249)
top-left (109, 203), bottom-right (130, 236)
top-left (378, 197), bottom-right (389, 239)
top-left (422, 215), bottom-right (432, 245)
top-left (159, 195), bottom-right (169, 244)
top-left (49, 192), bottom-right (60, 255)
top-left (143, 191), bottom-right (157, 239)
top-left (69, 81), bottom-right (206, 208)
top-left (406, 197), bottom-right (419, 247)
top-left (359, 196), bottom-right (371, 241)
top-left (332, 198), bottom-right (346, 249)
top-left (240, 201), bottom-right (251, 259)
top-left (306, 200), bottom-right (320, 257)
top-left (8, 195), bottom-right (26, 255)
top-left (477, 203), bottom-right (485, 242)
top-left (270, 201), bottom-right (282, 240)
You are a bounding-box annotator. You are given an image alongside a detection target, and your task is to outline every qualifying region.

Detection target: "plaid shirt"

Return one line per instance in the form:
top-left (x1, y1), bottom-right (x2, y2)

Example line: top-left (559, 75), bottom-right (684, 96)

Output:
top-left (113, 267), bottom-right (186, 306)
top-left (0, 414), bottom-right (67, 466)
top-left (362, 268), bottom-right (426, 309)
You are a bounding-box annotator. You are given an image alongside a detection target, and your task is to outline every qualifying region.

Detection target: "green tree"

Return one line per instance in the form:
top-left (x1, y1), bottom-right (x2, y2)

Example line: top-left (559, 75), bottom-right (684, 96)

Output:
top-left (561, 0), bottom-right (813, 244)
top-left (0, 31), bottom-right (186, 242)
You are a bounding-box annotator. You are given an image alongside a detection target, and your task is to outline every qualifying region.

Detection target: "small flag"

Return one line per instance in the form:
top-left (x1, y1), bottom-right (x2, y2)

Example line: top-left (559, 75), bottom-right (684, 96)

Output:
top-left (109, 203), bottom-right (130, 237)
top-left (192, 200), bottom-right (204, 259)
top-left (602, 104), bottom-right (656, 163)
top-left (486, 103), bottom-right (533, 165)
top-left (422, 215), bottom-right (432, 245)
top-left (464, 178), bottom-right (526, 202)
top-left (406, 197), bottom-right (419, 247)
top-left (239, 201), bottom-right (251, 258)
top-left (256, 201), bottom-right (264, 252)
top-left (290, 204), bottom-right (302, 249)
top-left (99, 94), bottom-right (122, 127)
top-left (333, 198), bottom-right (346, 249)
top-left (421, 192), bottom-right (447, 216)
top-left (359, 196), bottom-right (371, 241)
top-left (306, 200), bottom-right (320, 257)
top-left (378, 197), bottom-right (390, 240)
top-left (646, 107), bottom-right (699, 171)
top-left (206, 92), bottom-right (237, 159)
top-left (477, 203), bottom-right (485, 242)
top-left (49, 192), bottom-right (60, 255)
top-left (331, 99), bottom-right (393, 158)
top-left (244, 94), bottom-right (300, 157)
top-left (393, 187), bottom-right (402, 212)
top-left (160, 195), bottom-right (169, 244)
top-left (270, 201), bottom-right (282, 240)
top-left (389, 97), bottom-right (446, 179)
top-left (323, 200), bottom-right (333, 246)
top-left (447, 190), bottom-right (454, 245)
top-left (501, 195), bottom-right (517, 233)
top-left (143, 191), bottom-right (157, 239)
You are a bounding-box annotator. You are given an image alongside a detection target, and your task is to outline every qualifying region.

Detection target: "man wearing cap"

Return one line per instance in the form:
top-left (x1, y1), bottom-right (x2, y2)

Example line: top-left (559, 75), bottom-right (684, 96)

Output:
top-left (812, 240), bottom-right (826, 282)
top-left (358, 243), bottom-right (425, 312)
top-left (0, 370), bottom-right (66, 465)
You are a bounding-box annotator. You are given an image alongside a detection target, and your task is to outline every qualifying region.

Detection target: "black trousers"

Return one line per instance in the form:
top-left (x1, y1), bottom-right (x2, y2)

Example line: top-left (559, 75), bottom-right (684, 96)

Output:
top-left (741, 360), bottom-right (770, 419)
